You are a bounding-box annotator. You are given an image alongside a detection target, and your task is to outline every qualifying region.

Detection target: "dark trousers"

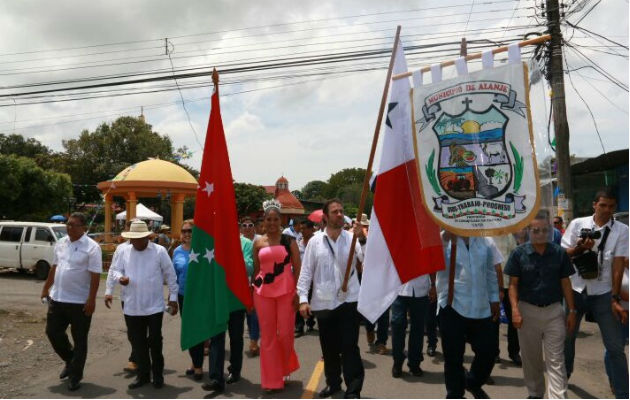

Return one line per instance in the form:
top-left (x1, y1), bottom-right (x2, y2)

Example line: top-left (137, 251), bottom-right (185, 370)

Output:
top-left (295, 310), bottom-right (316, 331)
top-left (120, 301), bottom-right (137, 364)
top-left (365, 308), bottom-right (390, 346)
top-left (316, 302), bottom-right (364, 397)
top-left (391, 296), bottom-right (429, 369)
top-left (439, 306), bottom-right (497, 398)
top-left (178, 295), bottom-right (204, 368)
top-left (425, 300), bottom-right (438, 348)
top-left (499, 288), bottom-right (520, 358)
top-left (45, 300), bottom-right (92, 381)
top-left (208, 309), bottom-right (246, 385)
top-left (125, 312), bottom-right (164, 382)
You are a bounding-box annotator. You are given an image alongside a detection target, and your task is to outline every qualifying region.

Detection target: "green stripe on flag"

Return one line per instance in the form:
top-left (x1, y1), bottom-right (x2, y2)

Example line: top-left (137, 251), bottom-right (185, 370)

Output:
top-left (180, 227), bottom-right (245, 350)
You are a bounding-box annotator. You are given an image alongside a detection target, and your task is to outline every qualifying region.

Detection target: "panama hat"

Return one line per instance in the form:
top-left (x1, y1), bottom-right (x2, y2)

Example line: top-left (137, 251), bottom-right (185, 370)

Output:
top-left (359, 213), bottom-right (370, 226)
top-left (121, 220), bottom-right (153, 239)
top-left (159, 224), bottom-right (170, 232)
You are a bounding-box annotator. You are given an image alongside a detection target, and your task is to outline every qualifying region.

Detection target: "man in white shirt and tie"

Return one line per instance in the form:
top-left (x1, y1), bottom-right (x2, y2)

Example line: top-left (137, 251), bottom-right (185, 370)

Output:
top-left (105, 220), bottom-right (179, 390)
top-left (298, 199), bottom-right (366, 399)
top-left (41, 212), bottom-right (102, 392)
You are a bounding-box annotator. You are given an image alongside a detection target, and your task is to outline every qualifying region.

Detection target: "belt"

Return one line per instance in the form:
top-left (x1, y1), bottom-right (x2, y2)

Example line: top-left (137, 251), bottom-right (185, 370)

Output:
top-left (531, 302), bottom-right (557, 308)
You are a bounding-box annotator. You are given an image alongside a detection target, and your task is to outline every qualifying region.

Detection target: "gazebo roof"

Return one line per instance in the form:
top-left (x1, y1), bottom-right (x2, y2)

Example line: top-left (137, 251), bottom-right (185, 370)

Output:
top-left (113, 159), bottom-right (197, 184)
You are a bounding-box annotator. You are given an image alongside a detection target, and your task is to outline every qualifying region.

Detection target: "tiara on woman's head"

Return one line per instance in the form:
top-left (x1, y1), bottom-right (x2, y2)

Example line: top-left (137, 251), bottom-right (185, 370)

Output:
top-left (262, 199), bottom-right (282, 213)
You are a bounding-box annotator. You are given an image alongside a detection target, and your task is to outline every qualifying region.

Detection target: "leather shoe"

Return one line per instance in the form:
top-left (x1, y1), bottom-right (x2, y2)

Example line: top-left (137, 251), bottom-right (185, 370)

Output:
top-left (319, 385), bottom-right (342, 398)
top-left (153, 379), bottom-right (164, 389)
top-left (392, 365), bottom-right (402, 378)
top-left (344, 393), bottom-right (360, 399)
top-left (59, 366), bottom-right (70, 380)
top-left (67, 379), bottom-right (80, 391)
top-left (226, 373), bottom-right (240, 384)
top-left (202, 379), bottom-right (224, 392)
top-left (128, 377), bottom-right (150, 389)
top-left (510, 354), bottom-right (522, 366)
top-left (409, 366), bottom-right (424, 377)
top-left (294, 329), bottom-right (304, 338)
top-left (466, 386), bottom-right (490, 399)
top-left (427, 346), bottom-right (436, 357)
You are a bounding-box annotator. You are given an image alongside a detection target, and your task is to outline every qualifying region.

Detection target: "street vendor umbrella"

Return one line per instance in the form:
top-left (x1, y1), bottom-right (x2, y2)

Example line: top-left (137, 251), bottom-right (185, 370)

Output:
top-left (308, 209), bottom-right (323, 223)
top-left (50, 215), bottom-right (66, 222)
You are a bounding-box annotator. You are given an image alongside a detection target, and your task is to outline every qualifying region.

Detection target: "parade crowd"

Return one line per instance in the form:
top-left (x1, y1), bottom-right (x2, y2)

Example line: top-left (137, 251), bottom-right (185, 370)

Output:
top-left (39, 189), bottom-right (628, 399)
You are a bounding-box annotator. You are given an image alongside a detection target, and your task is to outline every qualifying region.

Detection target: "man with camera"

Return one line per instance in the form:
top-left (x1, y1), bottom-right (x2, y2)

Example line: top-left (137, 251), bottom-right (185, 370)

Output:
top-left (562, 189), bottom-right (629, 399)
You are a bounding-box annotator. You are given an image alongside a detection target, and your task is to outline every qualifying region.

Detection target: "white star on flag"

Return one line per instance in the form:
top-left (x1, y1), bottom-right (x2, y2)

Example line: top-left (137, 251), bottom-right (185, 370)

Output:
top-left (201, 181), bottom-right (214, 197)
top-left (204, 248), bottom-right (215, 264)
top-left (189, 249), bottom-right (199, 263)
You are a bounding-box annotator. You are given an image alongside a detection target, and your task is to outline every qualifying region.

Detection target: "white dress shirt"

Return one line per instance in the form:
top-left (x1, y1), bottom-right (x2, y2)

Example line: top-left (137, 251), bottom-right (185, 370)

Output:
top-left (562, 215), bottom-right (629, 295)
top-left (50, 233), bottom-right (103, 304)
top-left (297, 229), bottom-right (363, 311)
top-left (105, 242), bottom-right (178, 316)
top-left (105, 241), bottom-right (131, 298)
top-left (398, 274), bottom-right (431, 297)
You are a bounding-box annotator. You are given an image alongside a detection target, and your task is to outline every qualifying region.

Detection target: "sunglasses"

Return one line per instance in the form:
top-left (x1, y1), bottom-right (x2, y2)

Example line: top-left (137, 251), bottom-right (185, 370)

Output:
top-left (181, 229), bottom-right (192, 234)
top-left (530, 227), bottom-right (549, 234)
top-left (241, 223), bottom-right (254, 228)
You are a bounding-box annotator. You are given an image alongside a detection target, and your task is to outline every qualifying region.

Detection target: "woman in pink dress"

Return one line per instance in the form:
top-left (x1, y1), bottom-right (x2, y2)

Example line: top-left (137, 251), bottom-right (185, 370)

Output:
top-left (252, 199), bottom-right (301, 393)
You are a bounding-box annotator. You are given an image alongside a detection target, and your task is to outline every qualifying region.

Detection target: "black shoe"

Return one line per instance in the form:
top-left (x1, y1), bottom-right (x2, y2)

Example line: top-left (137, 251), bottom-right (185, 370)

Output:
top-left (466, 386), bottom-right (490, 399)
top-left (319, 385), bottom-right (342, 398)
top-left (226, 373), bottom-right (240, 384)
top-left (526, 396), bottom-right (542, 399)
top-left (427, 346), bottom-right (436, 357)
top-left (59, 366), bottom-right (70, 380)
top-left (67, 379), bottom-right (80, 391)
top-left (128, 377), bottom-right (150, 389)
top-left (153, 376), bottom-right (164, 389)
top-left (392, 365), bottom-right (403, 378)
top-left (409, 366), bottom-right (424, 377)
top-left (306, 325), bottom-right (315, 332)
top-left (202, 379), bottom-right (224, 392)
top-left (194, 372), bottom-right (203, 381)
top-left (294, 330), bottom-right (304, 338)
top-left (510, 354), bottom-right (522, 366)
top-left (344, 393), bottom-right (360, 399)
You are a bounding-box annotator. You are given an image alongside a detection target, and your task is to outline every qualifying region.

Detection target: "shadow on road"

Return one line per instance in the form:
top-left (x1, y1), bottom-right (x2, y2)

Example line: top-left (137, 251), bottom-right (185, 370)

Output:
top-left (47, 381), bottom-right (116, 398)
top-left (569, 383), bottom-right (599, 399)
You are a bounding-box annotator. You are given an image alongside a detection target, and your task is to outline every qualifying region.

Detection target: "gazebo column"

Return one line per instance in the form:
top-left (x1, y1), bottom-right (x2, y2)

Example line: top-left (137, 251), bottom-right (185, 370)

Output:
top-left (104, 194), bottom-right (112, 243)
top-left (171, 193), bottom-right (185, 238)
top-left (128, 192), bottom-right (138, 222)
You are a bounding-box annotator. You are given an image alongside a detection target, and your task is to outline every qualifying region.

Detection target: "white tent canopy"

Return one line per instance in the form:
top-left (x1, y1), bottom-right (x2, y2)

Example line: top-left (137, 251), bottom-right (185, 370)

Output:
top-left (116, 203), bottom-right (163, 222)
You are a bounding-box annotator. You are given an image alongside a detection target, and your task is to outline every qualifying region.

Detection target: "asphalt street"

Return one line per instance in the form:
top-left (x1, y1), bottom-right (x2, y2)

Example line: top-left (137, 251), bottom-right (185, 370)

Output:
top-left (0, 272), bottom-right (624, 399)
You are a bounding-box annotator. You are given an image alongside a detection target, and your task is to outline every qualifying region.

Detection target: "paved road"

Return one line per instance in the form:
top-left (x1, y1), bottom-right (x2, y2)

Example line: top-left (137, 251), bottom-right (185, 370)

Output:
top-left (0, 272), bottom-right (623, 398)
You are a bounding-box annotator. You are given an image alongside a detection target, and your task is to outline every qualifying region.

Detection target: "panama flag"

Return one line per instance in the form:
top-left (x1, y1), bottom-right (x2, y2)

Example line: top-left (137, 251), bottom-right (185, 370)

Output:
top-left (358, 41), bottom-right (445, 323)
top-left (181, 85), bottom-right (253, 350)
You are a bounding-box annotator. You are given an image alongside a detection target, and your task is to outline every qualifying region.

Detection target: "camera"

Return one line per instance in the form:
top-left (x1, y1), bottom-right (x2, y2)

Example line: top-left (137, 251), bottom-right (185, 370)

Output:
top-left (579, 228), bottom-right (601, 240)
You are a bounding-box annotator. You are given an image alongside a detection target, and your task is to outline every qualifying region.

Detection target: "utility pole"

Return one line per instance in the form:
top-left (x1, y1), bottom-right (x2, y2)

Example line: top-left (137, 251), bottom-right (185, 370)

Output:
top-left (546, 0), bottom-right (573, 220)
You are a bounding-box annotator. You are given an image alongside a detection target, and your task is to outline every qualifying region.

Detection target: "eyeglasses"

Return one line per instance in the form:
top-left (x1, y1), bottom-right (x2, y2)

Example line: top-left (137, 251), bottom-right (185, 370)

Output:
top-left (241, 223), bottom-right (254, 228)
top-left (181, 229), bottom-right (192, 234)
top-left (530, 227), bottom-right (549, 234)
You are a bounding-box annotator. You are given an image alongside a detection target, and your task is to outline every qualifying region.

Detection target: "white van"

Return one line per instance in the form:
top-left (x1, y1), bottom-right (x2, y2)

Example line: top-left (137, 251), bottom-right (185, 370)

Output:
top-left (0, 222), bottom-right (67, 279)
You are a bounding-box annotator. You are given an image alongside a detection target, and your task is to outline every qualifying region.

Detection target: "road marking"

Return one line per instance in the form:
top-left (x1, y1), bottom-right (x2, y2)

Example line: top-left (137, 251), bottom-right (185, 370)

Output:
top-left (301, 359), bottom-right (324, 399)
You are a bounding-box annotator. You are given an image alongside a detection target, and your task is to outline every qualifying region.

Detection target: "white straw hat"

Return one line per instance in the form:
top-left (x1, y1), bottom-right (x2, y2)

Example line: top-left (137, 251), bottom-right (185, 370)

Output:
top-left (121, 220), bottom-right (153, 239)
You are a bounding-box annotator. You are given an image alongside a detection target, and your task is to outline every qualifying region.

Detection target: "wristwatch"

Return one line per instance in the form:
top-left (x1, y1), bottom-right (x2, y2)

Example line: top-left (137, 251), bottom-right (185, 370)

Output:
top-left (612, 294), bottom-right (622, 303)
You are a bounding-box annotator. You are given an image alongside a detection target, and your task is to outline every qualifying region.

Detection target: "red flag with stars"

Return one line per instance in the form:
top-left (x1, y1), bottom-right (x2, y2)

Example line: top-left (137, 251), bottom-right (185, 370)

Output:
top-left (181, 85), bottom-right (253, 350)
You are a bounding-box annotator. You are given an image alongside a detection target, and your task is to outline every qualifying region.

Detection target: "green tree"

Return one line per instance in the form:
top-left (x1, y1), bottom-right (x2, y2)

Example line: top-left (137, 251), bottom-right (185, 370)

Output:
top-left (324, 168), bottom-right (367, 199)
top-left (0, 133), bottom-right (54, 169)
top-left (234, 182), bottom-right (271, 217)
top-left (301, 180), bottom-right (328, 201)
top-left (58, 116), bottom-right (178, 203)
top-left (0, 154), bottom-right (73, 220)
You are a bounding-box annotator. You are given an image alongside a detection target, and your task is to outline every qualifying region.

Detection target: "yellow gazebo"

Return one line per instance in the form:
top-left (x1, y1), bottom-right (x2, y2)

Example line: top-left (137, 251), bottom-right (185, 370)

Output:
top-left (97, 159), bottom-right (197, 241)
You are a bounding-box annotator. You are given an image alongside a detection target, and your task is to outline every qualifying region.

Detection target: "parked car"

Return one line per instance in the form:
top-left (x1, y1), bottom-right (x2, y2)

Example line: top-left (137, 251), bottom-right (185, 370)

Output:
top-left (0, 222), bottom-right (67, 279)
top-left (614, 211), bottom-right (628, 226)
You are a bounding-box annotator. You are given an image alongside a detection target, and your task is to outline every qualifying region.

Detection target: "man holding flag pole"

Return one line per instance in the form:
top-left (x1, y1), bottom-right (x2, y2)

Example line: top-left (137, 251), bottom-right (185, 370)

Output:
top-left (180, 69), bottom-right (253, 392)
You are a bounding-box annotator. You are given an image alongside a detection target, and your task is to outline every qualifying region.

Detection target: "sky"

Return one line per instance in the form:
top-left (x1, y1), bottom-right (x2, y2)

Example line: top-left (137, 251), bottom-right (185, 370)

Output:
top-left (0, 0), bottom-right (627, 191)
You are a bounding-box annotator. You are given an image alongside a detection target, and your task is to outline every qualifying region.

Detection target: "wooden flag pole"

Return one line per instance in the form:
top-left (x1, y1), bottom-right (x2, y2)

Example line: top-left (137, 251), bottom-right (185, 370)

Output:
top-left (341, 25), bottom-right (401, 293)
top-left (212, 67), bottom-right (219, 89)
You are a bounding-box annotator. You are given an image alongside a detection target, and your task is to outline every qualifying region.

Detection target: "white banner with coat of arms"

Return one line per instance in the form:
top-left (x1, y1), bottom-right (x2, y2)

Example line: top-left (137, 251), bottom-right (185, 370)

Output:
top-left (412, 62), bottom-right (540, 236)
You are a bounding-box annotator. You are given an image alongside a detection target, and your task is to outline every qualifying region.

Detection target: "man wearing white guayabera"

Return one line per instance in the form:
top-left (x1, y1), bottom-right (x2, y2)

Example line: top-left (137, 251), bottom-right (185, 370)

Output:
top-left (105, 220), bottom-right (179, 390)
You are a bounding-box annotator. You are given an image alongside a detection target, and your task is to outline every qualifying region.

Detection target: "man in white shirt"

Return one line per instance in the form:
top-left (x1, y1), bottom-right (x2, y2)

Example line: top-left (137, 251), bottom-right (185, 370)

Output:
top-left (105, 220), bottom-right (179, 390)
top-left (562, 189), bottom-right (629, 399)
top-left (41, 212), bottom-right (102, 392)
top-left (298, 199), bottom-right (365, 399)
